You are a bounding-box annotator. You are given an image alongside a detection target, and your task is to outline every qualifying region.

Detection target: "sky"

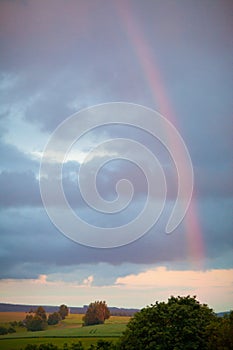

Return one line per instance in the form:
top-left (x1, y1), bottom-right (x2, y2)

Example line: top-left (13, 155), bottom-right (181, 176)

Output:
top-left (0, 0), bottom-right (232, 312)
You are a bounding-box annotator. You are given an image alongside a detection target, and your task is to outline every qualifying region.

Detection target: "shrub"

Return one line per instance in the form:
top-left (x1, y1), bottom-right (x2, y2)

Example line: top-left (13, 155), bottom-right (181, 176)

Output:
top-left (7, 326), bottom-right (16, 333)
top-left (38, 344), bottom-right (59, 350)
top-left (70, 342), bottom-right (84, 350)
top-left (25, 314), bottom-right (47, 331)
top-left (48, 312), bottom-right (61, 325)
top-left (0, 326), bottom-right (8, 335)
top-left (24, 345), bottom-right (38, 350)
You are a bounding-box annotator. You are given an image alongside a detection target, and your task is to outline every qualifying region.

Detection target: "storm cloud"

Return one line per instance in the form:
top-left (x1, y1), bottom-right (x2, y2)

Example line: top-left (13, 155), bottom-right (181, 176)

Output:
top-left (0, 0), bottom-right (232, 309)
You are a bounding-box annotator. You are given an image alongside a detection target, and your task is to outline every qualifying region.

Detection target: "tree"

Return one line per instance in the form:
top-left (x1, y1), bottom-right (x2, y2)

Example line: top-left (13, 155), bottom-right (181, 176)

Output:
top-left (0, 326), bottom-right (8, 335)
top-left (206, 311), bottom-right (233, 349)
top-left (24, 306), bottom-right (47, 331)
top-left (58, 304), bottom-right (69, 320)
top-left (83, 301), bottom-right (110, 326)
top-left (119, 295), bottom-right (216, 350)
top-left (35, 306), bottom-right (47, 321)
top-left (25, 314), bottom-right (47, 331)
top-left (48, 312), bottom-right (61, 325)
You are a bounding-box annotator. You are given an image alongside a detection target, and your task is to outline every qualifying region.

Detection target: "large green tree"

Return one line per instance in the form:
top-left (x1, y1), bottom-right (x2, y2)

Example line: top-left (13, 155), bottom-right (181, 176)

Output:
top-left (83, 301), bottom-right (110, 326)
top-left (119, 295), bottom-right (216, 350)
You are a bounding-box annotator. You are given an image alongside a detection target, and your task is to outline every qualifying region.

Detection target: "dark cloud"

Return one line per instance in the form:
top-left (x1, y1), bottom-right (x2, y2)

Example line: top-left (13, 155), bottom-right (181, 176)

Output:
top-left (0, 171), bottom-right (41, 207)
top-left (0, 0), bottom-right (232, 284)
top-left (0, 140), bottom-right (38, 172)
top-left (0, 195), bottom-right (232, 280)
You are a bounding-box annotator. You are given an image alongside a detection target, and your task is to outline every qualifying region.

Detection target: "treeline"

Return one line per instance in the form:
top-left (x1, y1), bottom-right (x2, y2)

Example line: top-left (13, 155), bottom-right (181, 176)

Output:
top-left (0, 303), bottom-right (138, 316)
top-left (24, 305), bottom-right (69, 331)
top-left (20, 296), bottom-right (233, 350)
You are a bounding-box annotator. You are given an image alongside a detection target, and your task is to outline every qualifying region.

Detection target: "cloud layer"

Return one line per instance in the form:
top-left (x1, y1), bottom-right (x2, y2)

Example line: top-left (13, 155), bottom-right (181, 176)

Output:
top-left (0, 0), bottom-right (232, 310)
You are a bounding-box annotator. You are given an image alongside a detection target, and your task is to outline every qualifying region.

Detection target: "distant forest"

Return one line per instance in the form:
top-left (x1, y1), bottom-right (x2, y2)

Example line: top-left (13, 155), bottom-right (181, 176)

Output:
top-left (0, 303), bottom-right (139, 316)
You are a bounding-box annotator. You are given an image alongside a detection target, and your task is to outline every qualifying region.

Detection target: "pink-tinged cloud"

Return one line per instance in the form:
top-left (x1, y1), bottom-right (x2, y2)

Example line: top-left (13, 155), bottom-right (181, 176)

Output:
top-left (0, 268), bottom-right (232, 312)
top-left (115, 266), bottom-right (233, 288)
top-left (115, 267), bottom-right (233, 311)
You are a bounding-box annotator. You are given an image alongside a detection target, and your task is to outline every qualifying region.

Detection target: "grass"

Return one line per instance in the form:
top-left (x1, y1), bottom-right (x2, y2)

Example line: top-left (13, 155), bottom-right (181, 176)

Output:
top-left (0, 312), bottom-right (130, 349)
top-left (0, 323), bottom-right (126, 338)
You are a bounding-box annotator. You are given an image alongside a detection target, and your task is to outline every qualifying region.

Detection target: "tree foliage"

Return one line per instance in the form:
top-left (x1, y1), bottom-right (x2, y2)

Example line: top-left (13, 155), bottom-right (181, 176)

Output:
top-left (35, 306), bottom-right (47, 321)
top-left (24, 342), bottom-right (85, 350)
top-left (206, 310), bottom-right (233, 349)
top-left (48, 312), bottom-right (61, 325)
top-left (0, 326), bottom-right (9, 335)
top-left (24, 344), bottom-right (59, 350)
top-left (25, 314), bottom-right (47, 331)
top-left (119, 295), bottom-right (216, 350)
top-left (87, 340), bottom-right (117, 350)
top-left (83, 301), bottom-right (110, 326)
top-left (24, 306), bottom-right (47, 331)
top-left (23, 305), bottom-right (69, 331)
top-left (58, 304), bottom-right (69, 320)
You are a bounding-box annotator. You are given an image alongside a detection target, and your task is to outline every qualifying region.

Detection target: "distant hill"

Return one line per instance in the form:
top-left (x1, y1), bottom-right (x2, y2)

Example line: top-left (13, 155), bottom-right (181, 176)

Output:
top-left (0, 303), bottom-right (139, 316)
top-left (216, 311), bottom-right (231, 317)
top-left (0, 303), bottom-right (230, 317)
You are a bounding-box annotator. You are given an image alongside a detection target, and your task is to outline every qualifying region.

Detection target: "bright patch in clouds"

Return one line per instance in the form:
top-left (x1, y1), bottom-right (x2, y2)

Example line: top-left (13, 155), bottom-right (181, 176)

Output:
top-left (0, 268), bottom-right (232, 312)
top-left (116, 267), bottom-right (233, 289)
top-left (35, 274), bottom-right (47, 284)
top-left (83, 275), bottom-right (94, 287)
top-left (115, 267), bottom-right (233, 311)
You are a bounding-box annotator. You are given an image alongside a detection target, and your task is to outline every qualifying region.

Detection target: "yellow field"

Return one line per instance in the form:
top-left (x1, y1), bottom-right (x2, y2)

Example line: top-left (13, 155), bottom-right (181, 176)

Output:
top-left (0, 312), bottom-right (131, 349)
top-left (0, 312), bottom-right (27, 323)
top-left (0, 312), bottom-right (131, 325)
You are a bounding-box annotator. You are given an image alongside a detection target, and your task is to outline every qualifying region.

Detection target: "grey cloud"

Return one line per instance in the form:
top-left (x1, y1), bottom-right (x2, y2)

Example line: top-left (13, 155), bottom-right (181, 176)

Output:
top-left (0, 195), bottom-right (232, 280)
top-left (0, 171), bottom-right (41, 207)
top-left (0, 0), bottom-right (232, 284)
top-left (0, 140), bottom-right (38, 172)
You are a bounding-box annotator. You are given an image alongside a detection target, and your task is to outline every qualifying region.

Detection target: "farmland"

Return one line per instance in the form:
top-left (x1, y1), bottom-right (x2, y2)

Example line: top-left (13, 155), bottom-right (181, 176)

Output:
top-left (0, 312), bottom-right (130, 350)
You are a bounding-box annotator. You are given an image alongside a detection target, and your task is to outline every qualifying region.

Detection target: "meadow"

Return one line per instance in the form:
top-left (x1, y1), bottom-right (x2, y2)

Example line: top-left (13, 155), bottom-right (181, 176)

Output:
top-left (0, 312), bottom-right (130, 350)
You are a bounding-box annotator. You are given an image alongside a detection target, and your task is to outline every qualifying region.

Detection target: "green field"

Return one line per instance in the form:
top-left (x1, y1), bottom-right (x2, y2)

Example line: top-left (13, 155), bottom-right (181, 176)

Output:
top-left (0, 337), bottom-right (117, 350)
top-left (0, 312), bottom-right (130, 349)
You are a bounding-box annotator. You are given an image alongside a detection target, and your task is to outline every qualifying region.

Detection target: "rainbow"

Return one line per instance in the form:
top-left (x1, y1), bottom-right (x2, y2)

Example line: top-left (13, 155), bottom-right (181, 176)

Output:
top-left (115, 1), bottom-right (204, 266)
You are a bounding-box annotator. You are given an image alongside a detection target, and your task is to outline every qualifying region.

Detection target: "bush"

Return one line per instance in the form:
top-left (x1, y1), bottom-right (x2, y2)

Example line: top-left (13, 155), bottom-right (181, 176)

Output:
top-left (24, 344), bottom-right (59, 350)
top-left (70, 342), bottom-right (84, 350)
top-left (18, 320), bottom-right (25, 327)
top-left (25, 314), bottom-right (47, 331)
top-left (38, 344), bottom-right (59, 350)
top-left (7, 326), bottom-right (16, 333)
top-left (24, 345), bottom-right (38, 350)
top-left (0, 326), bottom-right (8, 335)
top-left (87, 340), bottom-right (117, 350)
top-left (48, 312), bottom-right (61, 325)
